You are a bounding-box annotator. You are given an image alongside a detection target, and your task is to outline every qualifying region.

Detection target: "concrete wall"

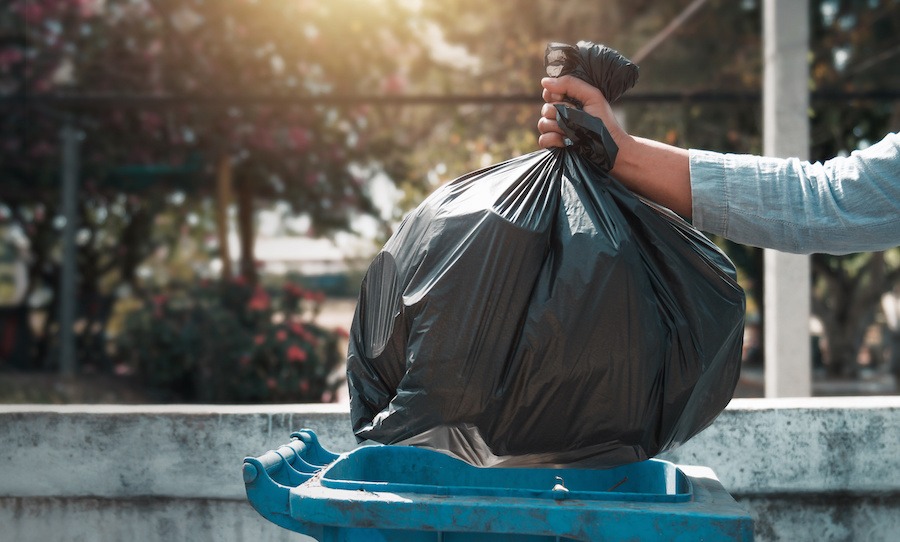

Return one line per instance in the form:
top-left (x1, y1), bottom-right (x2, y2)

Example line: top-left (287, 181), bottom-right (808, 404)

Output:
top-left (1, 398), bottom-right (898, 542)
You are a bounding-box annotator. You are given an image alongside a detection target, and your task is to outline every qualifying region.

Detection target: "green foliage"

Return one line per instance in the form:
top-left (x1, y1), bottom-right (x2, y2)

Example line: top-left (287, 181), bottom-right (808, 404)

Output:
top-left (116, 278), bottom-right (345, 403)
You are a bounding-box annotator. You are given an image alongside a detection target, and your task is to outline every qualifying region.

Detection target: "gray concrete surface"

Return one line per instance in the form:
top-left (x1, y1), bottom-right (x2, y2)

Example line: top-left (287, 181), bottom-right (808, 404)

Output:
top-left (1, 398), bottom-right (898, 541)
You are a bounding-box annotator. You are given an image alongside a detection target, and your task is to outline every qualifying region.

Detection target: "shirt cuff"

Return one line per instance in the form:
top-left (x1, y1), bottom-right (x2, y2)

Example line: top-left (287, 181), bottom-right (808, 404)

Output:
top-left (689, 149), bottom-right (729, 237)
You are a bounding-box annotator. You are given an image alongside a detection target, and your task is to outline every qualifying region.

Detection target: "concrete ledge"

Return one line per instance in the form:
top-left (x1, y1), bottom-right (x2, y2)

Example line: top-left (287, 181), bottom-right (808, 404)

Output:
top-left (0, 404), bottom-right (357, 499)
top-left (3, 398), bottom-right (897, 498)
top-left (661, 397), bottom-right (900, 495)
top-left (2, 397), bottom-right (899, 542)
top-left (739, 493), bottom-right (900, 542)
top-left (0, 497), bottom-right (303, 542)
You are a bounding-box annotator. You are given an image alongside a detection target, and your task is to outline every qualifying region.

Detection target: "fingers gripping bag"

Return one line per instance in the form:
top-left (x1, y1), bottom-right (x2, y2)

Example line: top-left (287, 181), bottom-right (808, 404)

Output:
top-left (347, 42), bottom-right (745, 467)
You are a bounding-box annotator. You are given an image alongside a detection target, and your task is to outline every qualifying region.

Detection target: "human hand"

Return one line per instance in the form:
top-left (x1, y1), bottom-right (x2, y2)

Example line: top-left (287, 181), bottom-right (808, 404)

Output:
top-left (537, 75), bottom-right (626, 149)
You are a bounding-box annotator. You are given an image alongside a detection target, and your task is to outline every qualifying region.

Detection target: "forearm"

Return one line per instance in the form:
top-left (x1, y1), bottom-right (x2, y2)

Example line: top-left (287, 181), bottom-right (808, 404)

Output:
top-left (610, 135), bottom-right (693, 218)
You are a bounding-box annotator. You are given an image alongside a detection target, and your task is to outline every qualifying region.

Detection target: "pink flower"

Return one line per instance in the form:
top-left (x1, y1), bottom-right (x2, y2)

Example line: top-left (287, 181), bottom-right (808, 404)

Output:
top-left (302, 290), bottom-right (327, 304)
top-left (381, 73), bottom-right (407, 94)
top-left (151, 295), bottom-right (167, 318)
top-left (248, 287), bottom-right (270, 311)
top-left (22, 4), bottom-right (45, 25)
top-left (290, 324), bottom-right (318, 345)
top-left (140, 112), bottom-right (163, 132)
top-left (0, 49), bottom-right (23, 70)
top-left (252, 127), bottom-right (276, 151)
top-left (276, 330), bottom-right (288, 342)
top-left (266, 377), bottom-right (277, 390)
top-left (284, 283), bottom-right (305, 298)
top-left (298, 379), bottom-right (310, 394)
top-left (288, 128), bottom-right (310, 151)
top-left (253, 335), bottom-right (265, 346)
top-left (76, 0), bottom-right (101, 17)
top-left (287, 345), bottom-right (307, 363)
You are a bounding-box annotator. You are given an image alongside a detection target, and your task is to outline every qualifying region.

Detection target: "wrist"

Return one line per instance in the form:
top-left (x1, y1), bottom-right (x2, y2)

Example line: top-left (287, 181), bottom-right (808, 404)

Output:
top-left (609, 135), bottom-right (693, 218)
top-left (610, 132), bottom-right (637, 177)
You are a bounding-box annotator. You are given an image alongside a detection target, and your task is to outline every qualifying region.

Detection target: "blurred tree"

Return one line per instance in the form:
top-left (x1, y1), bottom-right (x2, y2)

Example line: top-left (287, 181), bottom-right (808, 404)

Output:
top-left (0, 0), bottom-right (434, 370)
top-left (813, 251), bottom-right (900, 377)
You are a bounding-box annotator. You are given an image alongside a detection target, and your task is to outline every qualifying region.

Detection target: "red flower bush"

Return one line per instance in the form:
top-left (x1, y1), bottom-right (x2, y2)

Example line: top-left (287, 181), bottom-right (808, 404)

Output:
top-left (287, 345), bottom-right (308, 363)
top-left (117, 278), bottom-right (344, 403)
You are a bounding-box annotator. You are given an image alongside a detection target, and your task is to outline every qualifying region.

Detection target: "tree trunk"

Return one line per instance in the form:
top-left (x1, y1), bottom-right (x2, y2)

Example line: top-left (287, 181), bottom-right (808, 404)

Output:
top-left (821, 321), bottom-right (860, 378)
top-left (235, 173), bottom-right (257, 286)
top-left (215, 154), bottom-right (234, 281)
top-left (119, 203), bottom-right (154, 293)
top-left (890, 329), bottom-right (900, 382)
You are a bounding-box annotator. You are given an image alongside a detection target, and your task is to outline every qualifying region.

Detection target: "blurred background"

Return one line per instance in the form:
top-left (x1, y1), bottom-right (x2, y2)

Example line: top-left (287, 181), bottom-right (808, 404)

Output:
top-left (1, 0), bottom-right (899, 404)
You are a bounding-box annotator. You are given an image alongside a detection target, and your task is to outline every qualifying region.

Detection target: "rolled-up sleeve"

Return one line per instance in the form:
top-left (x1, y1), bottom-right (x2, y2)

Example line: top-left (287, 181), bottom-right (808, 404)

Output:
top-left (689, 133), bottom-right (900, 254)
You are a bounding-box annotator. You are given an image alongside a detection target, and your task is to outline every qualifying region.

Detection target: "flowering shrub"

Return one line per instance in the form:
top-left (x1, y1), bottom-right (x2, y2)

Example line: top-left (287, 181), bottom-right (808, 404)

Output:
top-left (116, 278), bottom-right (346, 403)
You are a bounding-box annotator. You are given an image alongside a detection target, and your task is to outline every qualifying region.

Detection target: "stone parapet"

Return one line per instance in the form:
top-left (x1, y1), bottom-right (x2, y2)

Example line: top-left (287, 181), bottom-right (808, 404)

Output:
top-left (2, 398), bottom-right (898, 541)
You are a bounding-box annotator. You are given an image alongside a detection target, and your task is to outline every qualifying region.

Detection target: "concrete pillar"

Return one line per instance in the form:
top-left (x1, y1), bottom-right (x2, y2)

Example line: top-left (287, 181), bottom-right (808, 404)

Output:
top-left (763, 0), bottom-right (811, 397)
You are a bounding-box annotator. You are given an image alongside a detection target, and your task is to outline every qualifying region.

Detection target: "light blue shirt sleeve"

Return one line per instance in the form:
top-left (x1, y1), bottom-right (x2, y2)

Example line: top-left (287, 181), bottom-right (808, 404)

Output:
top-left (689, 133), bottom-right (900, 254)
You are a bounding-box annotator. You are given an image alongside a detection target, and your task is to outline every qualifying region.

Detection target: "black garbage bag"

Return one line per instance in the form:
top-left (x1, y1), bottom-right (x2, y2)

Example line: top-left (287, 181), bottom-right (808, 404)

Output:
top-left (347, 42), bottom-right (745, 467)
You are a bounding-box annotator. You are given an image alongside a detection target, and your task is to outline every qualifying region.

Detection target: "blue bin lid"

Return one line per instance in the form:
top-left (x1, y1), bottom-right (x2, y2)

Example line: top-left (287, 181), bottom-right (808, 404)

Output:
top-left (319, 445), bottom-right (691, 503)
top-left (245, 430), bottom-right (754, 541)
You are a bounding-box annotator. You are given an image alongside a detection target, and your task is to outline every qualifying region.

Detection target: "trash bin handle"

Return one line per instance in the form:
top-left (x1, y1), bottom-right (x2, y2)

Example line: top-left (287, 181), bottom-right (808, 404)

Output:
top-left (242, 429), bottom-right (339, 486)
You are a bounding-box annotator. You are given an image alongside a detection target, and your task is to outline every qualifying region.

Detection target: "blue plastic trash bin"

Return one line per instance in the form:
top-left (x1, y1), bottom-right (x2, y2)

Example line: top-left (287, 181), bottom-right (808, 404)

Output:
top-left (243, 430), bottom-right (753, 541)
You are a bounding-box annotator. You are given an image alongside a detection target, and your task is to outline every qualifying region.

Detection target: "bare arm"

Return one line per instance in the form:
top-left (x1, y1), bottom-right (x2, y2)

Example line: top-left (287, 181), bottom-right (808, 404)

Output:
top-left (538, 76), bottom-right (693, 218)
